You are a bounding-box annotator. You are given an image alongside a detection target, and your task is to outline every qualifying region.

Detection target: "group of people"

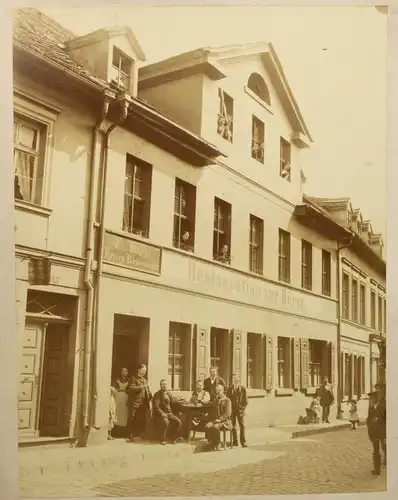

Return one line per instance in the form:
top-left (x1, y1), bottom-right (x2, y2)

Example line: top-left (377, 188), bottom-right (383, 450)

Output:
top-left (109, 365), bottom-right (248, 451)
top-left (300, 376), bottom-right (335, 425)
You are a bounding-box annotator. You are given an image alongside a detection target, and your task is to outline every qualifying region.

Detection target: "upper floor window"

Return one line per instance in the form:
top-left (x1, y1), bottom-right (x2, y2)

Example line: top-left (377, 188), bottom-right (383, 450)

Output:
top-left (301, 240), bottom-right (313, 291)
top-left (322, 250), bottom-right (331, 297)
top-left (173, 178), bottom-right (196, 252)
top-left (378, 295), bottom-right (383, 332)
top-left (370, 290), bottom-right (376, 329)
top-left (360, 283), bottom-right (366, 325)
top-left (14, 115), bottom-right (45, 205)
top-left (111, 47), bottom-right (132, 90)
top-left (352, 278), bottom-right (358, 323)
top-left (122, 155), bottom-right (152, 237)
top-left (249, 214), bottom-right (264, 274)
top-left (280, 137), bottom-right (291, 182)
top-left (342, 273), bottom-right (350, 320)
top-left (278, 229), bottom-right (291, 283)
top-left (217, 89), bottom-right (233, 143)
top-left (383, 298), bottom-right (387, 334)
top-left (213, 197), bottom-right (231, 264)
top-left (247, 73), bottom-right (271, 106)
top-left (251, 116), bottom-right (265, 163)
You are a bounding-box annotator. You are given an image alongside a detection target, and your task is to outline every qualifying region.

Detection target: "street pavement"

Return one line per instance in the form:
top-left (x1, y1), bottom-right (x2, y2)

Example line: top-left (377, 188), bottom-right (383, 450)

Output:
top-left (20, 427), bottom-right (386, 497)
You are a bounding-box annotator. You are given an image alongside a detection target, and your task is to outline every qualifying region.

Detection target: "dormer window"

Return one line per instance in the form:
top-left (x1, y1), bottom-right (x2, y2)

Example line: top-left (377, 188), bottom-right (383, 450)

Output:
top-left (217, 89), bottom-right (233, 143)
top-left (111, 47), bottom-right (132, 90)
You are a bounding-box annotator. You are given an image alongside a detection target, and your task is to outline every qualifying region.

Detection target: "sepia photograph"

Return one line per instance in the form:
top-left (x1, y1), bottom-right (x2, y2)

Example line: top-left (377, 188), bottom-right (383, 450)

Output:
top-left (10, 3), bottom-right (388, 497)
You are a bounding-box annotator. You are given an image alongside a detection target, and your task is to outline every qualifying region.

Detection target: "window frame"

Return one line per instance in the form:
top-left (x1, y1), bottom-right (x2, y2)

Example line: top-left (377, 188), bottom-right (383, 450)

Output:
top-left (359, 283), bottom-right (366, 325)
top-left (249, 214), bottom-right (264, 274)
top-left (173, 178), bottom-right (196, 252)
top-left (308, 339), bottom-right (322, 388)
top-left (377, 295), bottom-right (383, 332)
top-left (217, 88), bottom-right (234, 143)
top-left (277, 337), bottom-right (290, 389)
top-left (351, 278), bottom-right (359, 323)
top-left (111, 46), bottom-right (133, 90)
top-left (213, 197), bottom-right (232, 264)
top-left (210, 329), bottom-right (224, 370)
top-left (168, 322), bottom-right (187, 391)
top-left (342, 272), bottom-right (350, 320)
top-left (370, 289), bottom-right (376, 329)
top-left (301, 239), bottom-right (313, 291)
top-left (280, 137), bottom-right (292, 182)
top-left (251, 115), bottom-right (265, 163)
top-left (278, 229), bottom-right (291, 283)
top-left (321, 250), bottom-right (331, 297)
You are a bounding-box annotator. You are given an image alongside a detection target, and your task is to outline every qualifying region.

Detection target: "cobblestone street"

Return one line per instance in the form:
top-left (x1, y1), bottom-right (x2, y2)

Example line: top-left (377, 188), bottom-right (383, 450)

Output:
top-left (20, 428), bottom-right (386, 497)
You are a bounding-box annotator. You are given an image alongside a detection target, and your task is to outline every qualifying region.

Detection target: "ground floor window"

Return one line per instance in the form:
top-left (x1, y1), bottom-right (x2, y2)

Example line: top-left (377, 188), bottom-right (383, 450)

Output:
top-left (168, 322), bottom-right (190, 390)
top-left (210, 328), bottom-right (224, 371)
top-left (247, 339), bottom-right (254, 389)
top-left (344, 353), bottom-right (351, 398)
top-left (277, 337), bottom-right (291, 388)
top-left (247, 333), bottom-right (262, 389)
top-left (308, 340), bottom-right (323, 387)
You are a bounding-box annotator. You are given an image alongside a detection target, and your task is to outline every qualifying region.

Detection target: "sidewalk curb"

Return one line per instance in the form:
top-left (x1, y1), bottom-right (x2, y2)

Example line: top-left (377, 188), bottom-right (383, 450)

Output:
top-left (291, 420), bottom-right (366, 438)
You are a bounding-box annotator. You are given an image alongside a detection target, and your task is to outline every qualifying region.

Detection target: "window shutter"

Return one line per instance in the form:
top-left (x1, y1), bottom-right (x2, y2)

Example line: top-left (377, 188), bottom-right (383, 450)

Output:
top-left (231, 329), bottom-right (244, 384)
top-left (195, 325), bottom-right (210, 382)
top-left (330, 342), bottom-right (337, 386)
top-left (300, 338), bottom-right (309, 389)
top-left (263, 335), bottom-right (273, 390)
top-left (293, 338), bottom-right (301, 390)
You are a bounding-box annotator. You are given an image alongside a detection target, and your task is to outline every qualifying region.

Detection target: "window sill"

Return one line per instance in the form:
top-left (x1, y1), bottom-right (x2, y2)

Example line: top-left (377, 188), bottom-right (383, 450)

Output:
top-left (244, 86), bottom-right (273, 114)
top-left (275, 388), bottom-right (294, 397)
top-left (15, 200), bottom-right (52, 218)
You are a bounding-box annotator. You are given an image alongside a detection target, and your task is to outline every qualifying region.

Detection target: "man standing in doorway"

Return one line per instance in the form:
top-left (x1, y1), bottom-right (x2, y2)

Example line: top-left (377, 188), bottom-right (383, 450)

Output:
top-left (318, 376), bottom-right (334, 423)
top-left (367, 383), bottom-right (386, 475)
top-left (204, 366), bottom-right (226, 401)
top-left (226, 373), bottom-right (248, 447)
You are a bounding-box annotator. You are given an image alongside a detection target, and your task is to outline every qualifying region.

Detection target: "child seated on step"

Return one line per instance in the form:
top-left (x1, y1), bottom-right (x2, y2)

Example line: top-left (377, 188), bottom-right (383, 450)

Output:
top-left (349, 396), bottom-right (359, 430)
top-left (305, 395), bottom-right (321, 424)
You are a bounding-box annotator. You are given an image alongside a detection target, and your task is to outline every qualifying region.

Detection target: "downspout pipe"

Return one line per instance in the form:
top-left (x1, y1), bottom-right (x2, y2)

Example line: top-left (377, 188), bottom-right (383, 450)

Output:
top-left (91, 92), bottom-right (133, 430)
top-left (336, 232), bottom-right (354, 419)
top-left (82, 90), bottom-right (115, 431)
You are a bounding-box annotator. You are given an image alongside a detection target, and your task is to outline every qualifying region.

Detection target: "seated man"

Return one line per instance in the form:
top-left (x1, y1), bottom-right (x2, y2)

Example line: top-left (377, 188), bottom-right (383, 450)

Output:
top-left (152, 379), bottom-right (182, 445)
top-left (190, 380), bottom-right (211, 427)
top-left (205, 384), bottom-right (232, 451)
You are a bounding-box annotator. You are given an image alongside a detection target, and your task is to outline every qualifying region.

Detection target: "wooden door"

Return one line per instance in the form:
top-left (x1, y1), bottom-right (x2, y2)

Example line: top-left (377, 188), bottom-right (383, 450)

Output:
top-left (39, 323), bottom-right (70, 437)
top-left (18, 322), bottom-right (45, 438)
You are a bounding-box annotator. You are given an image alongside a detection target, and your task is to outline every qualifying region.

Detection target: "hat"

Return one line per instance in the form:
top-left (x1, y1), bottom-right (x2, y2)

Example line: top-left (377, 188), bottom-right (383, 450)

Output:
top-left (375, 383), bottom-right (386, 389)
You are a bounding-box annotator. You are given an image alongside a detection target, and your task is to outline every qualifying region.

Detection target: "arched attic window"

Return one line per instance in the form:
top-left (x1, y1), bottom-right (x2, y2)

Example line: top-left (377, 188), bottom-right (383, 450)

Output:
top-left (248, 73), bottom-right (271, 106)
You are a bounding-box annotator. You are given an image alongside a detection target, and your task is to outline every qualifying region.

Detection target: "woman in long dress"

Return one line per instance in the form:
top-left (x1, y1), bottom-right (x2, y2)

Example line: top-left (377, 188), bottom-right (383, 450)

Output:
top-left (111, 367), bottom-right (129, 437)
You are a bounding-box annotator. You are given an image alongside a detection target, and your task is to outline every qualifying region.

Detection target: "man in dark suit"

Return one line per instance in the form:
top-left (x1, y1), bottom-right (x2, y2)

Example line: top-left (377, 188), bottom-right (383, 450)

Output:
top-left (127, 364), bottom-right (152, 441)
top-left (318, 376), bottom-right (334, 423)
top-left (152, 379), bottom-right (182, 445)
top-left (226, 373), bottom-right (248, 448)
top-left (205, 384), bottom-right (232, 451)
top-left (204, 366), bottom-right (226, 401)
top-left (367, 383), bottom-right (386, 475)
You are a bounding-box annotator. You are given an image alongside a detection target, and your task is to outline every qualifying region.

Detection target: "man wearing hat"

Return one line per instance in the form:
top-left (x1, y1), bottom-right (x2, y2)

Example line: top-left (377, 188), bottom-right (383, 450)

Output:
top-left (366, 383), bottom-right (386, 475)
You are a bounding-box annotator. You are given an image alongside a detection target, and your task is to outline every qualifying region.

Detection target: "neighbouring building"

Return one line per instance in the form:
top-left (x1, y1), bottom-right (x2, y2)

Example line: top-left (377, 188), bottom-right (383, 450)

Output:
top-left (13, 8), bottom-right (386, 447)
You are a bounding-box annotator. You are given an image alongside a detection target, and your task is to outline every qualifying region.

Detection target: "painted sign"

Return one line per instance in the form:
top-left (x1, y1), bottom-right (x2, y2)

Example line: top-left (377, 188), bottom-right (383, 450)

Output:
top-left (103, 231), bottom-right (161, 275)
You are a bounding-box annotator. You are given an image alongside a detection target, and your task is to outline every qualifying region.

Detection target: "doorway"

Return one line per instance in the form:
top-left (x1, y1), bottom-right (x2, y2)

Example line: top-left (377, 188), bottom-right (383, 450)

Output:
top-left (18, 321), bottom-right (70, 439)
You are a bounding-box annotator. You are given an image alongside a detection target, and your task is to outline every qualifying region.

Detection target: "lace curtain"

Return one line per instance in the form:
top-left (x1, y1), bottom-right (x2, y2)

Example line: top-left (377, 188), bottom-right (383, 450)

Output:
top-left (14, 150), bottom-right (34, 202)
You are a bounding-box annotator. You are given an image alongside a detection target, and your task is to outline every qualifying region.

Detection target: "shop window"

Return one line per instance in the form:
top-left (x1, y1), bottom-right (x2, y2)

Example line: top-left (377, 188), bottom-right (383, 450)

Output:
top-left (308, 340), bottom-right (322, 387)
top-left (173, 178), bottom-right (196, 252)
top-left (122, 155), bottom-right (152, 238)
top-left (278, 229), bottom-right (291, 283)
top-left (249, 214), bottom-right (263, 274)
top-left (168, 322), bottom-right (189, 390)
top-left (301, 240), bottom-right (312, 291)
top-left (352, 278), bottom-right (358, 323)
top-left (277, 337), bottom-right (290, 389)
top-left (360, 283), bottom-right (366, 325)
top-left (251, 116), bottom-right (265, 163)
top-left (342, 273), bottom-right (350, 320)
top-left (213, 197), bottom-right (232, 264)
top-left (217, 89), bottom-right (233, 142)
top-left (370, 290), bottom-right (376, 329)
top-left (322, 250), bottom-right (331, 296)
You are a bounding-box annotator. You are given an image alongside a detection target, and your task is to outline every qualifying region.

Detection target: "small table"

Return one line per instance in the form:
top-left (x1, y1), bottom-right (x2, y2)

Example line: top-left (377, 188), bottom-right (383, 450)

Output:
top-left (178, 402), bottom-right (214, 444)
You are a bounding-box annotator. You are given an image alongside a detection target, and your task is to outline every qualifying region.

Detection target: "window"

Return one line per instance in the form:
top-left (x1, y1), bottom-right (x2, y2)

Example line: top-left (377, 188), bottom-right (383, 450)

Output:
top-left (210, 329), bottom-right (224, 370)
top-left (251, 116), bottom-right (265, 163)
top-left (309, 340), bottom-right (322, 388)
top-left (213, 197), bottom-right (232, 264)
top-left (277, 337), bottom-right (290, 388)
top-left (217, 89), bottom-right (233, 142)
top-left (122, 155), bottom-right (152, 237)
top-left (370, 290), bottom-right (376, 329)
top-left (344, 353), bottom-right (351, 398)
top-left (360, 284), bottom-right (366, 325)
top-left (247, 73), bottom-right (271, 105)
top-left (14, 115), bottom-right (45, 205)
top-left (352, 278), bottom-right (358, 323)
top-left (280, 137), bottom-right (291, 182)
top-left (168, 322), bottom-right (187, 390)
top-left (249, 215), bottom-right (263, 274)
top-left (173, 179), bottom-right (196, 252)
top-left (383, 298), bottom-right (387, 334)
top-left (378, 295), bottom-right (383, 332)
top-left (247, 339), bottom-right (254, 389)
top-left (278, 229), bottom-right (291, 283)
top-left (322, 250), bottom-right (331, 296)
top-left (342, 273), bottom-right (350, 320)
top-left (111, 47), bottom-right (132, 90)
top-left (301, 240), bottom-right (313, 291)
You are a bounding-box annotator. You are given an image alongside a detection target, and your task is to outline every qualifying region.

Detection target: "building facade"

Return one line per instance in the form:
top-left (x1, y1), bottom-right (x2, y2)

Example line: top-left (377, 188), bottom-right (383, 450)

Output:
top-left (14, 8), bottom-right (386, 446)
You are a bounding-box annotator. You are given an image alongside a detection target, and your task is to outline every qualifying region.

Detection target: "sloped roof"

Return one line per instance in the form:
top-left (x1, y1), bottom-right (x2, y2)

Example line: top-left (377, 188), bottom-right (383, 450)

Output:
top-left (139, 41), bottom-right (313, 144)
